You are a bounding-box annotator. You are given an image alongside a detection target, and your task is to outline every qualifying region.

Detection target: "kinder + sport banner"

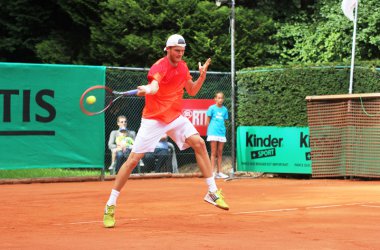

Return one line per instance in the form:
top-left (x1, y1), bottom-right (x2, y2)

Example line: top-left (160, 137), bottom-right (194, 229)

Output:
top-left (237, 126), bottom-right (311, 174)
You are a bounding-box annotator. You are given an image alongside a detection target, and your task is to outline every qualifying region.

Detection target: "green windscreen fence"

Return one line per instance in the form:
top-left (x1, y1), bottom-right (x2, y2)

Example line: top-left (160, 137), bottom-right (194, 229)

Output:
top-left (306, 93), bottom-right (380, 178)
top-left (0, 63), bottom-right (105, 170)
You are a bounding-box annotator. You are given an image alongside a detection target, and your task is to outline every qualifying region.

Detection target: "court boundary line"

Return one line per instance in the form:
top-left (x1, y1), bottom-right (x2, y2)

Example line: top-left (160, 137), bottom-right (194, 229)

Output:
top-left (52, 201), bottom-right (378, 226)
top-left (361, 204), bottom-right (380, 208)
top-left (53, 217), bottom-right (147, 226)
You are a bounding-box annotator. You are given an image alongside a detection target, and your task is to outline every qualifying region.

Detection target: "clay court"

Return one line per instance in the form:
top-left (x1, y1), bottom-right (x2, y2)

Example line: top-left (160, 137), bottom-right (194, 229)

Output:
top-left (1, 177), bottom-right (379, 249)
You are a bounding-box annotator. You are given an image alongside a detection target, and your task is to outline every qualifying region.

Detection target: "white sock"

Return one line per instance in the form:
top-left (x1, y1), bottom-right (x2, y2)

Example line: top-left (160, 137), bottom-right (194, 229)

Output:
top-left (106, 189), bottom-right (120, 206)
top-left (206, 177), bottom-right (218, 193)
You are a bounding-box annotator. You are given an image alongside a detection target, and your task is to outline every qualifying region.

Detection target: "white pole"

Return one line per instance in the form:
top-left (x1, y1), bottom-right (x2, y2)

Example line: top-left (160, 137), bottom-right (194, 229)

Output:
top-left (230, 0), bottom-right (236, 172)
top-left (348, 0), bottom-right (359, 94)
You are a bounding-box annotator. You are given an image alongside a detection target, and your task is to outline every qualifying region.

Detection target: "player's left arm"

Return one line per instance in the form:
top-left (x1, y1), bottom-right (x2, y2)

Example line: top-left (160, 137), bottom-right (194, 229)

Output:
top-left (185, 58), bottom-right (211, 96)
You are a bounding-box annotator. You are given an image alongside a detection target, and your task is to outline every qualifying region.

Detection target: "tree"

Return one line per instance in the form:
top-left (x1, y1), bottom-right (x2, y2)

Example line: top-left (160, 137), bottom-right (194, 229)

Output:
top-left (0, 0), bottom-right (54, 62)
top-left (0, 0), bottom-right (99, 64)
top-left (2, 0), bottom-right (379, 69)
top-left (273, 0), bottom-right (380, 64)
top-left (89, 0), bottom-right (277, 70)
top-left (35, 0), bottom-right (100, 64)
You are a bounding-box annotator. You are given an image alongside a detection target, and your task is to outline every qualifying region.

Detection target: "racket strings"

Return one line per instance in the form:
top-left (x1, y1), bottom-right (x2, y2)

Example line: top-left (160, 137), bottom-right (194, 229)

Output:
top-left (80, 85), bottom-right (138, 116)
top-left (82, 87), bottom-right (110, 115)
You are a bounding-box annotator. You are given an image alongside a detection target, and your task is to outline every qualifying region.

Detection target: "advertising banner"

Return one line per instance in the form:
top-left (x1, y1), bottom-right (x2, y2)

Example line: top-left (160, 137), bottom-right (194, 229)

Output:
top-left (237, 126), bottom-right (311, 174)
top-left (182, 99), bottom-right (215, 136)
top-left (0, 63), bottom-right (106, 169)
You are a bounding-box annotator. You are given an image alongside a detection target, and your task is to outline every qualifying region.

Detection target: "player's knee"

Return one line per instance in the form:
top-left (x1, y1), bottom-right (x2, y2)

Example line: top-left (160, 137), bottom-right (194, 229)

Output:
top-left (127, 155), bottom-right (142, 169)
top-left (191, 137), bottom-right (206, 151)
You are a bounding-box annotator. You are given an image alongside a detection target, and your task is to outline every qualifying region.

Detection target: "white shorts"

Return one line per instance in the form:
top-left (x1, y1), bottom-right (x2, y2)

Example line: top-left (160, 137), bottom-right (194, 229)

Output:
top-left (207, 135), bottom-right (227, 142)
top-left (132, 115), bottom-right (199, 153)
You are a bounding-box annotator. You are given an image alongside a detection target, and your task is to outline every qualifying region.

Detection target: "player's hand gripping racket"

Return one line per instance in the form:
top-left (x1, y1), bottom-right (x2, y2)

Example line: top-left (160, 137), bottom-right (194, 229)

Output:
top-left (79, 85), bottom-right (138, 116)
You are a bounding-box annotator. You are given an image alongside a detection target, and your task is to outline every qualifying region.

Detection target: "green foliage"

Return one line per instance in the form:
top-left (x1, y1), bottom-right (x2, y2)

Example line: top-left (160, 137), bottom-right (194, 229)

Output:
top-left (89, 0), bottom-right (277, 70)
top-left (0, 0), bottom-right (54, 61)
top-left (0, 168), bottom-right (102, 179)
top-left (237, 64), bottom-right (380, 127)
top-left (1, 0), bottom-right (380, 71)
top-left (0, 0), bottom-right (99, 63)
top-left (274, 0), bottom-right (380, 64)
top-left (35, 33), bottom-right (73, 64)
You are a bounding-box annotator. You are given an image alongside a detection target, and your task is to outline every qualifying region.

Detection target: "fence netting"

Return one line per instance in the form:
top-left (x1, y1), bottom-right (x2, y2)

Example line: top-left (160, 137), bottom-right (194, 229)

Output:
top-left (105, 67), bottom-right (232, 175)
top-left (306, 94), bottom-right (380, 178)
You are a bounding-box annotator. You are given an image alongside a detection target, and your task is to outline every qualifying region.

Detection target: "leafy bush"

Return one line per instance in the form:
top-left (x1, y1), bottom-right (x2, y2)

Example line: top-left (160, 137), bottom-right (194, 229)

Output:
top-left (237, 63), bottom-right (380, 126)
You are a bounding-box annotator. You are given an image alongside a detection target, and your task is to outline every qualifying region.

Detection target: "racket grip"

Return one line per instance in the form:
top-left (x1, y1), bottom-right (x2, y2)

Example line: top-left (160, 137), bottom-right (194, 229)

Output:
top-left (126, 89), bottom-right (138, 95)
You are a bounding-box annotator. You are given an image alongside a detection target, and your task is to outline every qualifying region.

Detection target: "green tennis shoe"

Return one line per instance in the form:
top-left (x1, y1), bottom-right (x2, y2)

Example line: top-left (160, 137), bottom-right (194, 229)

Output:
top-left (103, 205), bottom-right (116, 228)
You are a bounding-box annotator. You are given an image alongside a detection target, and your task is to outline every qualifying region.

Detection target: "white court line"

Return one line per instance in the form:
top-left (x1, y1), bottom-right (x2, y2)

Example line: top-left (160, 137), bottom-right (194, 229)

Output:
top-left (53, 202), bottom-right (378, 225)
top-left (53, 218), bottom-right (145, 226)
top-left (232, 208), bottom-right (299, 215)
top-left (342, 203), bottom-right (368, 206)
top-left (361, 205), bottom-right (380, 208)
top-left (306, 202), bottom-right (372, 209)
top-left (306, 204), bottom-right (343, 209)
top-left (199, 202), bottom-right (376, 217)
top-left (198, 208), bottom-right (299, 217)
top-left (53, 220), bottom-right (102, 226)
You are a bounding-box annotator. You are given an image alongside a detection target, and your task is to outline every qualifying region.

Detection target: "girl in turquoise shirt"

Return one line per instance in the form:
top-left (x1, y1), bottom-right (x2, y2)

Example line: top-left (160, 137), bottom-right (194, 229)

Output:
top-left (206, 92), bottom-right (229, 179)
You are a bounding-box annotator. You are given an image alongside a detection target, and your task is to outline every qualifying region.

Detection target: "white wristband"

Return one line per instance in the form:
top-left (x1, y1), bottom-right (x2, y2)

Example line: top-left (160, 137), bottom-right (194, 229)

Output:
top-left (142, 85), bottom-right (152, 94)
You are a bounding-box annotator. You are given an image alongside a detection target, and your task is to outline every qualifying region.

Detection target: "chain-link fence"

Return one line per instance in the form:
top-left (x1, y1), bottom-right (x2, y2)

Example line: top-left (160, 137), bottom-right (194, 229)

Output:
top-left (105, 66), bottom-right (233, 175)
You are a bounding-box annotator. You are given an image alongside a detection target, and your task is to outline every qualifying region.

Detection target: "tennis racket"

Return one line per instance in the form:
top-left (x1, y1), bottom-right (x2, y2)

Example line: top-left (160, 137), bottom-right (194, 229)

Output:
top-left (79, 85), bottom-right (138, 116)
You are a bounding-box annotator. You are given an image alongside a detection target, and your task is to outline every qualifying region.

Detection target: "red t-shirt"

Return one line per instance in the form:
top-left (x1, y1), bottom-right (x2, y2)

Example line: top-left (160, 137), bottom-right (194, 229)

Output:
top-left (143, 57), bottom-right (192, 123)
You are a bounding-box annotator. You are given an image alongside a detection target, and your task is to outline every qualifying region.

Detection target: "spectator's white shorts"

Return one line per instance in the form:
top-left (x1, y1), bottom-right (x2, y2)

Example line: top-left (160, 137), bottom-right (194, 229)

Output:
top-left (132, 115), bottom-right (199, 153)
top-left (207, 136), bottom-right (227, 142)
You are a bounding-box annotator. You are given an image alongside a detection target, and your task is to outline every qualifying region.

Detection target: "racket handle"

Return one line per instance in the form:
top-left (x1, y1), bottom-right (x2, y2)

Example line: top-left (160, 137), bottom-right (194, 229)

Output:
top-left (125, 89), bottom-right (138, 96)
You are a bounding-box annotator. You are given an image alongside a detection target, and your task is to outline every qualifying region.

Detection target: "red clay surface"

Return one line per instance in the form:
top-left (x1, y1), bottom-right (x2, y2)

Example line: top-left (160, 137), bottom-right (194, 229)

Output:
top-left (1, 177), bottom-right (379, 249)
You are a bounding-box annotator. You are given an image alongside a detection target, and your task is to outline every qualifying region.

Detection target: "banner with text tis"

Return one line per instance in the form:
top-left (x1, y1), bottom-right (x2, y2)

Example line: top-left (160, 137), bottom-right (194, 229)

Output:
top-left (237, 126), bottom-right (311, 174)
top-left (0, 63), bottom-right (105, 170)
top-left (182, 99), bottom-right (215, 136)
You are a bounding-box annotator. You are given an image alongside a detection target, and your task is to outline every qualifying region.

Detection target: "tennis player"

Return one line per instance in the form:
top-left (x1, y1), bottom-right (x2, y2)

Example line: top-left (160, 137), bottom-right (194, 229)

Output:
top-left (103, 34), bottom-right (229, 228)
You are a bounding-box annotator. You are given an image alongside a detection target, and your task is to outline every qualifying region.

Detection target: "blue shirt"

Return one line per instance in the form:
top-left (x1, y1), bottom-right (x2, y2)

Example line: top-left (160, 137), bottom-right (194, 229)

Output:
top-left (156, 140), bottom-right (168, 150)
top-left (206, 104), bottom-right (229, 137)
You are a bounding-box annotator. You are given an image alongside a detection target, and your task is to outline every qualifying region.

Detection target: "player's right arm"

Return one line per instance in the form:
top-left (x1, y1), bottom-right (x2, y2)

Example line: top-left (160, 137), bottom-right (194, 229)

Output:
top-left (205, 105), bottom-right (213, 126)
top-left (138, 62), bottom-right (163, 96)
top-left (137, 80), bottom-right (159, 96)
top-left (205, 115), bottom-right (211, 126)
